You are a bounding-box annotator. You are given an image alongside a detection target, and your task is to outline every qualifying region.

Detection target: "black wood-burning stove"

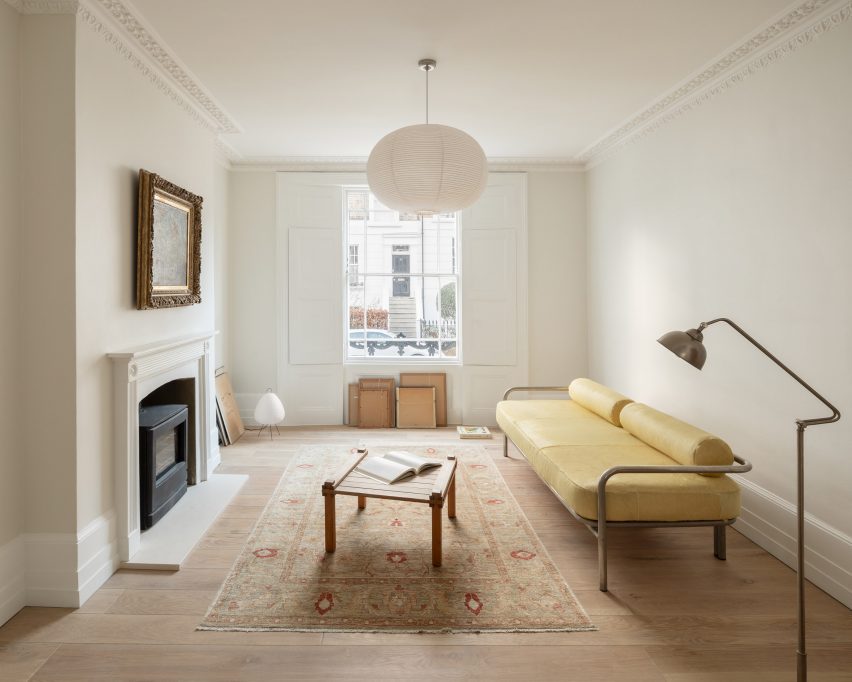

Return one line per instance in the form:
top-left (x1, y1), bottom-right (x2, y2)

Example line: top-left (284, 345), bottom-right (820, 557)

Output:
top-left (139, 404), bottom-right (188, 530)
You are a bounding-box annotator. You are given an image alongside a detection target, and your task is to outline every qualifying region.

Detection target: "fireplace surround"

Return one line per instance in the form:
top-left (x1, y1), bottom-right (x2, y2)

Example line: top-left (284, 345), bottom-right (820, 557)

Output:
top-left (108, 332), bottom-right (217, 562)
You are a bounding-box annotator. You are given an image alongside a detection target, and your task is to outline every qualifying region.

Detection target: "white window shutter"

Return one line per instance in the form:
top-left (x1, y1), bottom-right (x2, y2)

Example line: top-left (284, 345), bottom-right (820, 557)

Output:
top-left (461, 174), bottom-right (526, 366)
top-left (285, 184), bottom-right (343, 365)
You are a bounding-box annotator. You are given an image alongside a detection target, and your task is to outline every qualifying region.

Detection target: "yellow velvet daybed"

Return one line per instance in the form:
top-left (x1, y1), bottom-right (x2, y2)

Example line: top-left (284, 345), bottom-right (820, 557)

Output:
top-left (495, 378), bottom-right (752, 591)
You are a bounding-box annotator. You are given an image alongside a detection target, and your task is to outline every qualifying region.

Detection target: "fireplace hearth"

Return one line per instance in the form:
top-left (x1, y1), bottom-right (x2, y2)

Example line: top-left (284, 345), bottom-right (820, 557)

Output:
top-left (139, 404), bottom-right (188, 530)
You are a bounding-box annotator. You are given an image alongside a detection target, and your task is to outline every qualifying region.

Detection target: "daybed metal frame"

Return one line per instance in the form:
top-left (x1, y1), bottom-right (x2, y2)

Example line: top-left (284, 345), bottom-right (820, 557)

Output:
top-left (501, 386), bottom-right (753, 591)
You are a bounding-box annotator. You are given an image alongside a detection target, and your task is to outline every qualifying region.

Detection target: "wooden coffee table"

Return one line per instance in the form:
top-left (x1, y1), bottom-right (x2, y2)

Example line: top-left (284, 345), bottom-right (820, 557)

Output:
top-left (321, 448), bottom-right (457, 567)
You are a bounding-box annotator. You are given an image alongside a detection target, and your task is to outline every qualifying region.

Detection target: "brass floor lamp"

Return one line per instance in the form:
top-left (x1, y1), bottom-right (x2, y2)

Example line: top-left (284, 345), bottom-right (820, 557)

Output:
top-left (658, 318), bottom-right (840, 682)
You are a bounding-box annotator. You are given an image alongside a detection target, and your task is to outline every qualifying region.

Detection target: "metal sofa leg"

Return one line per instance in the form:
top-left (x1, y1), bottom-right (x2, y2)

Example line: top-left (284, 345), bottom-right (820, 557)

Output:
top-left (503, 433), bottom-right (508, 457)
top-left (714, 524), bottom-right (726, 560)
top-left (598, 521), bottom-right (608, 591)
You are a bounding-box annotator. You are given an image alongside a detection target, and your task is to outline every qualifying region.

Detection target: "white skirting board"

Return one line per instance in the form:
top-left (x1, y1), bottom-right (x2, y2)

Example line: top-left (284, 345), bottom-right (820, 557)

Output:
top-left (0, 536), bottom-right (26, 627)
top-left (24, 512), bottom-right (119, 609)
top-left (732, 475), bottom-right (852, 609)
top-left (121, 473), bottom-right (247, 570)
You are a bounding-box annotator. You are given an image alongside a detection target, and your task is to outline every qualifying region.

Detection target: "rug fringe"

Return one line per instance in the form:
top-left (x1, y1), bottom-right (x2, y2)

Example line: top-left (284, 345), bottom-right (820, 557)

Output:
top-left (195, 624), bottom-right (598, 634)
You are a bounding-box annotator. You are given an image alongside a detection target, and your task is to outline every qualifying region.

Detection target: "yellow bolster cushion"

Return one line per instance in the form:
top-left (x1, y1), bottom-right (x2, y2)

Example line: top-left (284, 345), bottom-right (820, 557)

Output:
top-left (620, 403), bottom-right (733, 475)
top-left (568, 378), bottom-right (633, 427)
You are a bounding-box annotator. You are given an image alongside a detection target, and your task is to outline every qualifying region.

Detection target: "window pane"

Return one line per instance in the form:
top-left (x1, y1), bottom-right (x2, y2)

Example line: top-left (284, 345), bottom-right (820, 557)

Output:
top-left (345, 188), bottom-right (459, 361)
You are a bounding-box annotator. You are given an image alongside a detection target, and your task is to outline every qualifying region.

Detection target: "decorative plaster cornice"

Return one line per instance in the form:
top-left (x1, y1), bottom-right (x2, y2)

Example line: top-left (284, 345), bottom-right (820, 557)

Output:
top-left (230, 157), bottom-right (365, 173)
top-left (3, 0), bottom-right (78, 13)
top-left (580, 0), bottom-right (852, 166)
top-left (213, 137), bottom-right (238, 169)
top-left (89, 0), bottom-right (240, 134)
top-left (9, 0), bottom-right (849, 170)
top-left (229, 156), bottom-right (583, 173)
top-left (488, 157), bottom-right (584, 173)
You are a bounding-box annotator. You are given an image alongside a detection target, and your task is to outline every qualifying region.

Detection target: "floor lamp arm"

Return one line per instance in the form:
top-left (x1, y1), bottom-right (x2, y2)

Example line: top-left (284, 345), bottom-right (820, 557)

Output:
top-left (698, 316), bottom-right (840, 682)
top-left (698, 318), bottom-right (841, 426)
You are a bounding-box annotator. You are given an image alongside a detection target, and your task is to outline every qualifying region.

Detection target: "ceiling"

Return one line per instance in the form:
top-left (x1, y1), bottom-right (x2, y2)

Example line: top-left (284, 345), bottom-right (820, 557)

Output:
top-left (130, 0), bottom-right (793, 161)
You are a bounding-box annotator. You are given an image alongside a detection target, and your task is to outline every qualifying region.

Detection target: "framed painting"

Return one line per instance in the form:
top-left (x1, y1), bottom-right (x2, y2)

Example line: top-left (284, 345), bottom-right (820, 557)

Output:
top-left (136, 169), bottom-right (203, 309)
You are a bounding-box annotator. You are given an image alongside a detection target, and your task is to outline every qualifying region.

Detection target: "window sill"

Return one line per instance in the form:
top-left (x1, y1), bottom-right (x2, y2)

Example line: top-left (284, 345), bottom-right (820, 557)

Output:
top-left (344, 358), bottom-right (461, 367)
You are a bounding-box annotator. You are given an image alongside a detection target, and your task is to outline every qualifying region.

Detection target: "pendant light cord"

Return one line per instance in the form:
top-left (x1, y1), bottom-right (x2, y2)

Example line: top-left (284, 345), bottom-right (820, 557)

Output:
top-left (425, 66), bottom-right (429, 124)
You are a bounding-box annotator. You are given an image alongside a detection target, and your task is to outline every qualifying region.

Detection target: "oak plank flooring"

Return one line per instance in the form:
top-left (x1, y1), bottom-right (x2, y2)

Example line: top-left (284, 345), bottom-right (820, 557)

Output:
top-left (0, 643), bottom-right (59, 682)
top-left (1, 426), bottom-right (850, 681)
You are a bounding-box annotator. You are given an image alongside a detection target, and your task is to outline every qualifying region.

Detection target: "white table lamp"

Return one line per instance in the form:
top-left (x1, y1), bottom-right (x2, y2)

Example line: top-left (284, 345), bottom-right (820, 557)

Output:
top-left (254, 389), bottom-right (285, 439)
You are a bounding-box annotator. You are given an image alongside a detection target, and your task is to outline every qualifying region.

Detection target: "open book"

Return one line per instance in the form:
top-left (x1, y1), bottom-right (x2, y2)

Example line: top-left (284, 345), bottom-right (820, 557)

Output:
top-left (355, 450), bottom-right (442, 484)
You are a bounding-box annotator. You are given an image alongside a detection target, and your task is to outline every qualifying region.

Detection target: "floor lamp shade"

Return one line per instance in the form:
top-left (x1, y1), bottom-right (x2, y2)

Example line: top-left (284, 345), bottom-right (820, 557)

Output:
top-left (366, 123), bottom-right (488, 215)
top-left (254, 390), bottom-right (285, 425)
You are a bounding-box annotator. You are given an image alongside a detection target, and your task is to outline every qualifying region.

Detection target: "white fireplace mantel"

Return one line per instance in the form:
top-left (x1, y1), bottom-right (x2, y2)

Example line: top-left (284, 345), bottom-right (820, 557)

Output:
top-left (108, 331), bottom-right (217, 562)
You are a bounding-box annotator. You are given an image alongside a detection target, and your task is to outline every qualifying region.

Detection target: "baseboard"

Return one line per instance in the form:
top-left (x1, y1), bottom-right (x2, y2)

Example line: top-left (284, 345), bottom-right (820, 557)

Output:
top-left (24, 512), bottom-right (119, 608)
top-left (76, 511), bottom-right (119, 606)
top-left (208, 427), bottom-right (221, 471)
top-left (733, 475), bottom-right (852, 609)
top-left (0, 535), bottom-right (26, 627)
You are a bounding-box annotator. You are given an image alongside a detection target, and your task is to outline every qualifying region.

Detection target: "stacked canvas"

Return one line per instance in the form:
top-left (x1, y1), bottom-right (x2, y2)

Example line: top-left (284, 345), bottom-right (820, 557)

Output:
top-left (214, 370), bottom-right (245, 445)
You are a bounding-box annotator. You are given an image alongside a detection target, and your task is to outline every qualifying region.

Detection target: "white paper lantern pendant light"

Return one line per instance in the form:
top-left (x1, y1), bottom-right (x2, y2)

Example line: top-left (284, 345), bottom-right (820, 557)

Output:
top-left (367, 59), bottom-right (488, 216)
top-left (254, 389), bottom-right (285, 439)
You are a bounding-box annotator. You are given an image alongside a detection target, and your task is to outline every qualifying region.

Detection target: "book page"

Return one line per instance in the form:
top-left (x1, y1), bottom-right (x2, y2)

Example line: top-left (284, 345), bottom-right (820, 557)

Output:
top-left (385, 450), bottom-right (442, 474)
top-left (355, 457), bottom-right (414, 484)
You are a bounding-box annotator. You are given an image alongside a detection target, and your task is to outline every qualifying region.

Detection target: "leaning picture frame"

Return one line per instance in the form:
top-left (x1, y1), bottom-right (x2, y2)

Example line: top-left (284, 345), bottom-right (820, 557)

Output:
top-left (136, 169), bottom-right (203, 309)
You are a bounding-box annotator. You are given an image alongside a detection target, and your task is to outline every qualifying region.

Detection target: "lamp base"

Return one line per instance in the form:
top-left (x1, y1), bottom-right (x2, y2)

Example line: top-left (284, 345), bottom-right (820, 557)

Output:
top-left (256, 424), bottom-right (281, 440)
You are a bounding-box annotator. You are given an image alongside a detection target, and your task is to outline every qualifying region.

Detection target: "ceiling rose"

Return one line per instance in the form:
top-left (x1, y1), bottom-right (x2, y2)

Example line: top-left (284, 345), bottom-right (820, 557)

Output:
top-left (367, 59), bottom-right (488, 216)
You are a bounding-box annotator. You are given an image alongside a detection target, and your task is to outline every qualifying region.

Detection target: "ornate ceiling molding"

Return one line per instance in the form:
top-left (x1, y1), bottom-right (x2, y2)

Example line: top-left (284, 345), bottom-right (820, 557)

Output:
top-left (3, 0), bottom-right (79, 13)
top-left (8, 0), bottom-right (848, 170)
top-left (74, 1), bottom-right (224, 135)
top-left (229, 156), bottom-right (583, 173)
top-left (580, 0), bottom-right (852, 166)
top-left (6, 0), bottom-right (243, 136)
top-left (88, 0), bottom-right (241, 134)
top-left (488, 158), bottom-right (584, 173)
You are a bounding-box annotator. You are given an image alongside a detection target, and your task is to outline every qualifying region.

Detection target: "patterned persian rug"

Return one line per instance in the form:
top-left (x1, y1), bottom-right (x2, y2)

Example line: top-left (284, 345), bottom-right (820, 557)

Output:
top-left (199, 444), bottom-right (594, 633)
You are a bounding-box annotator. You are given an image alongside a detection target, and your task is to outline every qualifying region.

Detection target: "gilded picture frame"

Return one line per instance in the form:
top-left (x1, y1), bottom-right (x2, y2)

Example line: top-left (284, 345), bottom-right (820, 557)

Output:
top-left (136, 169), bottom-right (203, 309)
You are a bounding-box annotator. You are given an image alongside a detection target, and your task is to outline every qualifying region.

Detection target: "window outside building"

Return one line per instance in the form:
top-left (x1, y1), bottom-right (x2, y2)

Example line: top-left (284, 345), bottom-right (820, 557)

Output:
top-left (345, 189), bottom-right (458, 360)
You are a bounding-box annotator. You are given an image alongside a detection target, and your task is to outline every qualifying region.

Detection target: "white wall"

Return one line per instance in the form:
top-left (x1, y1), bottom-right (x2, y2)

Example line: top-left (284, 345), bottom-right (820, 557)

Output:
top-left (214, 161), bottom-right (230, 370)
top-left (0, 2), bottom-right (25, 626)
top-left (0, 1), bottom-right (21, 551)
top-left (227, 171), bottom-right (278, 392)
top-left (586, 20), bottom-right (852, 604)
top-left (20, 14), bottom-right (78, 537)
top-left (74, 19), bottom-right (219, 539)
top-left (227, 170), bottom-right (585, 423)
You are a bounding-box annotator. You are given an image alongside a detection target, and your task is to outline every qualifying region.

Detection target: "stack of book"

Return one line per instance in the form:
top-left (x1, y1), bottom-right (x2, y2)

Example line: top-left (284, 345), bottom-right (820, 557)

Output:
top-left (457, 426), bottom-right (491, 439)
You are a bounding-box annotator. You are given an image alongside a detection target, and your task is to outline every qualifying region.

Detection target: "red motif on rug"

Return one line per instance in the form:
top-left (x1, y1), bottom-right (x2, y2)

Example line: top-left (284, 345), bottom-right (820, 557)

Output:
top-left (510, 550), bottom-right (536, 560)
top-left (386, 551), bottom-right (408, 564)
top-left (464, 592), bottom-right (483, 615)
top-left (390, 518), bottom-right (403, 527)
top-left (297, 463), bottom-right (314, 469)
top-left (252, 548), bottom-right (278, 559)
top-left (286, 498), bottom-right (303, 505)
top-left (426, 448), bottom-right (436, 454)
top-left (469, 464), bottom-right (487, 469)
top-left (486, 499), bottom-right (505, 505)
top-left (315, 592), bottom-right (334, 615)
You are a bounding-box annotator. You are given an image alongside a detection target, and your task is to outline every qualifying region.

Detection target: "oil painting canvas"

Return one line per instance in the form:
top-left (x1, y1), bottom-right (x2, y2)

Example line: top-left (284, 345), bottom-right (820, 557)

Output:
top-left (152, 194), bottom-right (190, 288)
top-left (137, 169), bottom-right (203, 309)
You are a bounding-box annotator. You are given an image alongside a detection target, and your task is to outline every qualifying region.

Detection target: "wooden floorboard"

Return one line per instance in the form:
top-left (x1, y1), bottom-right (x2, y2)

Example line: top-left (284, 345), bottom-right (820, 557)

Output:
top-left (1, 426), bottom-right (850, 681)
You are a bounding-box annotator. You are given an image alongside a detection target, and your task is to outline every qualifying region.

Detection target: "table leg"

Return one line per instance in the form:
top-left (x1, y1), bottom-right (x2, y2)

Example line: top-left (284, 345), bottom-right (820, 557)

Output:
top-left (357, 495), bottom-right (366, 510)
top-left (324, 493), bottom-right (336, 552)
top-left (447, 473), bottom-right (456, 519)
top-left (432, 503), bottom-right (442, 567)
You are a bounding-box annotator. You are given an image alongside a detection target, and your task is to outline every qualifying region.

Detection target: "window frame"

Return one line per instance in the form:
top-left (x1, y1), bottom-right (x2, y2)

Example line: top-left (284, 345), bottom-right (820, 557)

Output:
top-left (343, 186), bottom-right (461, 365)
